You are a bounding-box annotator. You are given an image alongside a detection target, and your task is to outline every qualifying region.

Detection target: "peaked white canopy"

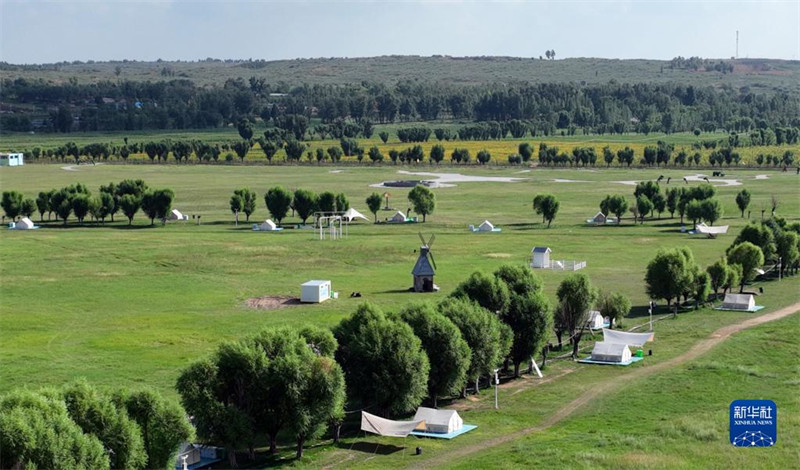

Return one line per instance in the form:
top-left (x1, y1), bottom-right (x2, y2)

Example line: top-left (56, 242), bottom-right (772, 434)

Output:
top-left (722, 293), bottom-right (755, 311)
top-left (342, 207), bottom-right (369, 222)
top-left (602, 328), bottom-right (653, 347)
top-left (591, 342), bottom-right (631, 363)
top-left (695, 223), bottom-right (729, 235)
top-left (15, 217), bottom-right (35, 229)
top-left (360, 412), bottom-right (425, 437)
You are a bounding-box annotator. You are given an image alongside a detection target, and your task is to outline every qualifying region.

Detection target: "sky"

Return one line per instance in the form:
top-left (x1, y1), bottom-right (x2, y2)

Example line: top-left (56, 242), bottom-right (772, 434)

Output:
top-left (1, 0), bottom-right (799, 64)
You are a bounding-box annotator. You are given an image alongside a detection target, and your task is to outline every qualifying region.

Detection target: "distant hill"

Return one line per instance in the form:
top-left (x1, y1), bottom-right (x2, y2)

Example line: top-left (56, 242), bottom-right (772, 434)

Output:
top-left (2, 56), bottom-right (799, 92)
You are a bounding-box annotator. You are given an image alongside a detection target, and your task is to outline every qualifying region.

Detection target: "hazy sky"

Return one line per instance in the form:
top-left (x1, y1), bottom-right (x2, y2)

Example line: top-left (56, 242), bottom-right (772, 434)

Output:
top-left (2, 1), bottom-right (799, 63)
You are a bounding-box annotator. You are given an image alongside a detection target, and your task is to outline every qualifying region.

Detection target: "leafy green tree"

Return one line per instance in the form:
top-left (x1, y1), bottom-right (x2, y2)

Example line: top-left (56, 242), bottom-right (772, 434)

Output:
top-left (141, 189), bottom-right (174, 225)
top-left (429, 144), bottom-right (445, 164)
top-left (728, 222), bottom-right (776, 260)
top-left (593, 292), bottom-right (626, 330)
top-left (735, 189), bottom-right (751, 217)
top-left (335, 193), bottom-right (349, 212)
top-left (724, 263), bottom-right (743, 294)
top-left (700, 198), bottom-right (723, 225)
top-left (776, 230), bottom-right (799, 275)
top-left (60, 380), bottom-right (146, 470)
top-left (51, 189), bottom-right (73, 225)
top-left (71, 194), bottom-right (91, 223)
top-left (706, 258), bottom-right (729, 297)
top-left (284, 139), bottom-right (307, 161)
top-left (686, 199), bottom-right (703, 229)
top-left (112, 388), bottom-right (193, 470)
top-left (35, 191), bottom-right (50, 221)
top-left (1, 191), bottom-right (23, 220)
top-left (230, 193), bottom-right (244, 219)
top-left (261, 140), bottom-right (281, 163)
top-left (397, 303), bottom-right (471, 407)
top-left (533, 194), bottom-right (560, 228)
top-left (438, 297), bottom-right (510, 394)
top-left (293, 189), bottom-right (318, 224)
top-left (494, 264), bottom-right (543, 296)
top-left (20, 198), bottom-right (36, 218)
top-left (727, 242), bottom-right (765, 292)
top-left (450, 271), bottom-right (511, 315)
top-left (318, 191), bottom-right (336, 213)
top-left (237, 119), bottom-right (254, 140)
top-left (233, 188), bottom-right (257, 221)
top-left (175, 358), bottom-right (250, 468)
top-left (476, 149), bottom-right (491, 164)
top-left (378, 131), bottom-right (389, 143)
top-left (265, 186), bottom-right (293, 224)
top-left (368, 146), bottom-right (384, 163)
top-left (232, 140), bottom-right (251, 162)
top-left (665, 188), bottom-right (679, 218)
top-left (519, 142), bottom-right (534, 162)
top-left (645, 247), bottom-right (697, 306)
top-left (555, 273), bottom-right (596, 359)
top-left (635, 195), bottom-right (653, 223)
top-left (366, 193), bottom-right (382, 222)
top-left (333, 303), bottom-right (429, 417)
top-left (408, 184), bottom-right (435, 222)
top-left (504, 291), bottom-right (552, 376)
top-left (693, 271), bottom-right (712, 308)
top-left (290, 352), bottom-right (345, 458)
top-left (0, 390), bottom-right (109, 470)
top-left (326, 146), bottom-right (343, 162)
top-left (119, 194), bottom-right (141, 225)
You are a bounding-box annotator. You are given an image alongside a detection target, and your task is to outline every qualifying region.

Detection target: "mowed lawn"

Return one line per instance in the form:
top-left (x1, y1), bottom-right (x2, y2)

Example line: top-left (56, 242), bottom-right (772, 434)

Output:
top-left (0, 163), bottom-right (798, 468)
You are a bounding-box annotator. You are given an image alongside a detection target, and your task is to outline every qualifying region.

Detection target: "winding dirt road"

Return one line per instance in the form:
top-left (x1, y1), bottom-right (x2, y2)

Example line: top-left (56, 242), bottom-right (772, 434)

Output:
top-left (416, 302), bottom-right (800, 468)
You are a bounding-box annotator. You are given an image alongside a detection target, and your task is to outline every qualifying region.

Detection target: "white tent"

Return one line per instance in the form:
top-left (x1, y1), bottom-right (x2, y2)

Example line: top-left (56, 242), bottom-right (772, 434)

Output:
top-left (695, 223), bottom-right (729, 237)
top-left (477, 220), bottom-right (495, 232)
top-left (601, 328), bottom-right (653, 347)
top-left (14, 217), bottom-right (35, 230)
top-left (412, 407), bottom-right (463, 434)
top-left (722, 293), bottom-right (755, 311)
top-left (390, 211), bottom-right (407, 223)
top-left (590, 342), bottom-right (632, 363)
top-left (169, 209), bottom-right (188, 221)
top-left (590, 212), bottom-right (607, 224)
top-left (360, 412), bottom-right (425, 437)
top-left (587, 311), bottom-right (605, 329)
top-left (258, 219), bottom-right (279, 231)
top-left (342, 207), bottom-right (369, 222)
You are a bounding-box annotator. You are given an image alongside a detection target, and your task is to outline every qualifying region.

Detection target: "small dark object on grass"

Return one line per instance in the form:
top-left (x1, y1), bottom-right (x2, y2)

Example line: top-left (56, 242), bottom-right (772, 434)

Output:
top-left (350, 292), bottom-right (362, 298)
top-left (759, 287), bottom-right (764, 294)
top-left (416, 447), bottom-right (423, 455)
top-left (648, 349), bottom-right (652, 356)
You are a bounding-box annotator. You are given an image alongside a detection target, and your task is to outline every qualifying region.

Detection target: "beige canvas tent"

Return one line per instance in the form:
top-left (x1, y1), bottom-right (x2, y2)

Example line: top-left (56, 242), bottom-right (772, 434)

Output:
top-left (722, 293), bottom-right (755, 311)
top-left (389, 211), bottom-right (407, 223)
top-left (412, 407), bottom-right (463, 434)
top-left (255, 219), bottom-right (281, 231)
top-left (360, 411), bottom-right (424, 437)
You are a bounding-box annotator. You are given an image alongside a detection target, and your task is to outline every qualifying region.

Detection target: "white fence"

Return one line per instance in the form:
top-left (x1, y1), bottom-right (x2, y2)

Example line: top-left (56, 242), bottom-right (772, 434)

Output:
top-left (531, 260), bottom-right (587, 271)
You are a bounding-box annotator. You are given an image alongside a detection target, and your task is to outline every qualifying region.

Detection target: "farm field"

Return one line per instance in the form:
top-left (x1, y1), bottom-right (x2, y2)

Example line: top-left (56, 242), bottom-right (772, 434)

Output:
top-left (0, 163), bottom-right (798, 468)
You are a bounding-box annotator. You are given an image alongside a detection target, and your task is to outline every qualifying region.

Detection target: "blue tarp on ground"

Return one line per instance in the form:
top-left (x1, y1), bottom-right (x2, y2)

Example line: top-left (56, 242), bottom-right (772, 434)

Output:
top-left (714, 305), bottom-right (764, 312)
top-left (577, 356), bottom-right (644, 366)
top-left (176, 457), bottom-right (222, 470)
top-left (410, 424), bottom-right (478, 439)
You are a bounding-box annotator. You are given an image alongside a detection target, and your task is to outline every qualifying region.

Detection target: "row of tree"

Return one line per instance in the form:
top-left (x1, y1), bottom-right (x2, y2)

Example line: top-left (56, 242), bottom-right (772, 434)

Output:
top-left (5, 77), bottom-right (799, 135)
top-left (1, 179), bottom-right (175, 226)
top-left (0, 380), bottom-right (192, 470)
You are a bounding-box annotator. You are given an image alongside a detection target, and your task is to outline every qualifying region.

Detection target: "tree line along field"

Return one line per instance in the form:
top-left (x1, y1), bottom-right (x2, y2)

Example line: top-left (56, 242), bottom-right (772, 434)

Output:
top-left (1, 162), bottom-right (798, 466)
top-left (3, 127), bottom-right (799, 167)
top-left (3, 56), bottom-right (799, 91)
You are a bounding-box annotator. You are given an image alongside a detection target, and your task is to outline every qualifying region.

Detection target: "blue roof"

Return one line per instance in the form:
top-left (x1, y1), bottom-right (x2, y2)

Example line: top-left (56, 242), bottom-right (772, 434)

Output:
top-left (532, 247), bottom-right (551, 253)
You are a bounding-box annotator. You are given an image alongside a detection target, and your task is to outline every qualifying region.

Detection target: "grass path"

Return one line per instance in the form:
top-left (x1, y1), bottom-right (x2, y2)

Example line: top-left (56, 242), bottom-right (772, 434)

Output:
top-left (414, 302), bottom-right (800, 469)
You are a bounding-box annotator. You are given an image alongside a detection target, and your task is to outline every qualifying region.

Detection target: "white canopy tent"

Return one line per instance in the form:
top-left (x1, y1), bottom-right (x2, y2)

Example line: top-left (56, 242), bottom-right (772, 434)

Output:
top-left (256, 219), bottom-right (280, 231)
top-left (389, 211), bottom-right (407, 223)
top-left (722, 293), bottom-right (755, 311)
top-left (412, 407), bottom-right (463, 434)
top-left (360, 412), bottom-right (425, 437)
top-left (477, 220), bottom-right (495, 232)
top-left (169, 209), bottom-right (189, 221)
top-left (602, 328), bottom-right (654, 347)
top-left (342, 207), bottom-right (369, 222)
top-left (694, 223), bottom-right (729, 237)
top-left (590, 342), bottom-right (632, 363)
top-left (587, 311), bottom-right (605, 329)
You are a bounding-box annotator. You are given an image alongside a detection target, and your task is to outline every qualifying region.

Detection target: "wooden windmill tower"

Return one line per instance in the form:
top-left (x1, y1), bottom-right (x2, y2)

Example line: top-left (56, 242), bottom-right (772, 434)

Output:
top-left (412, 233), bottom-right (439, 292)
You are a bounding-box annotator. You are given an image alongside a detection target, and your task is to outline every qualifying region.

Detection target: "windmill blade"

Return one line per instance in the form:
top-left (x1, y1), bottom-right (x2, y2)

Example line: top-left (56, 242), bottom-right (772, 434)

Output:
top-left (428, 251), bottom-right (438, 270)
top-left (428, 234), bottom-right (436, 248)
top-left (418, 232), bottom-right (427, 246)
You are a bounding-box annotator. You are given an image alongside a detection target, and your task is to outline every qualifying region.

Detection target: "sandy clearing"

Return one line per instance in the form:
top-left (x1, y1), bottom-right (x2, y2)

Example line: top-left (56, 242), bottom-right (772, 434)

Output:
top-left (370, 171), bottom-right (527, 188)
top-left (60, 163), bottom-right (103, 171)
top-left (755, 174), bottom-right (769, 180)
top-left (684, 173), bottom-right (742, 186)
top-left (553, 179), bottom-right (589, 183)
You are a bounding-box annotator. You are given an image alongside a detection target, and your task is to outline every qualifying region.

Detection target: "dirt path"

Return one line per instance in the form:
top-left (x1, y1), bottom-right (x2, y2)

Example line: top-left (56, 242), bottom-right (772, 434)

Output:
top-left (416, 302), bottom-right (800, 468)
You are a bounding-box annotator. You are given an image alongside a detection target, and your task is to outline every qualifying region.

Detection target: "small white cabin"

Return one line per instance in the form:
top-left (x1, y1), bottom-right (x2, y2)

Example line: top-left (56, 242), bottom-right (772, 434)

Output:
top-left (0, 153), bottom-right (23, 166)
top-left (301, 280), bottom-right (332, 303)
top-left (531, 247), bottom-right (551, 268)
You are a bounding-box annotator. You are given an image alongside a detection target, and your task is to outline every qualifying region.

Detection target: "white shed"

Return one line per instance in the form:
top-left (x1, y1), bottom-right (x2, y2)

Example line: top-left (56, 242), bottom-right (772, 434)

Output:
top-left (722, 293), bottom-right (755, 311)
top-left (413, 407), bottom-right (463, 434)
top-left (301, 280), bottom-right (332, 303)
top-left (14, 217), bottom-right (36, 230)
top-left (390, 211), bottom-right (407, 223)
top-left (531, 247), bottom-right (551, 268)
top-left (590, 342), bottom-right (631, 363)
top-left (0, 153), bottom-right (23, 166)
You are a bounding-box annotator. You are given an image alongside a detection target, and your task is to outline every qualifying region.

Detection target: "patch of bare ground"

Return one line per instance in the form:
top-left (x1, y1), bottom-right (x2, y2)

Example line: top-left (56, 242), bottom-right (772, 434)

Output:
top-left (244, 296), bottom-right (303, 310)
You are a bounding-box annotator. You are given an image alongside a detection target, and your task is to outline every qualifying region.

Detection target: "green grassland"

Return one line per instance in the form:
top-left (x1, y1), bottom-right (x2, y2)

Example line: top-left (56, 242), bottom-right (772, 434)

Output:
top-left (0, 163), bottom-right (797, 468)
top-left (3, 57), bottom-right (799, 92)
